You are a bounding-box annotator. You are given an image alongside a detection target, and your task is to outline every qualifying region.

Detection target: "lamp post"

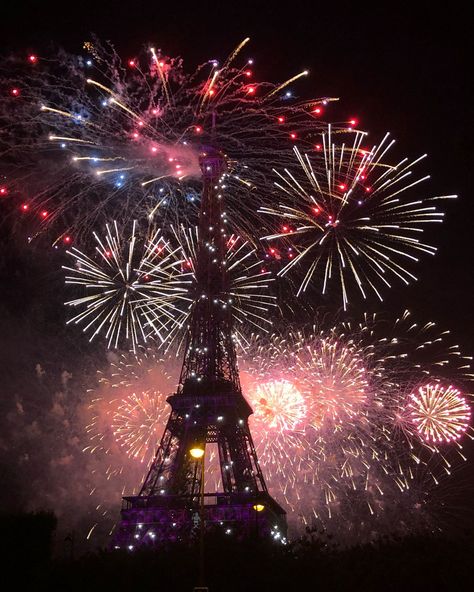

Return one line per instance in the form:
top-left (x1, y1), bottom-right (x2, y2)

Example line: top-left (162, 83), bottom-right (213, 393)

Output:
top-left (252, 503), bottom-right (265, 538)
top-left (190, 445), bottom-right (207, 592)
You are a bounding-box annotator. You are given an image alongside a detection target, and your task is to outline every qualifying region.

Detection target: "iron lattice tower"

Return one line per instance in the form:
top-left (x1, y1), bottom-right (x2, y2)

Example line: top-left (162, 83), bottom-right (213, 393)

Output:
top-left (114, 148), bottom-right (287, 548)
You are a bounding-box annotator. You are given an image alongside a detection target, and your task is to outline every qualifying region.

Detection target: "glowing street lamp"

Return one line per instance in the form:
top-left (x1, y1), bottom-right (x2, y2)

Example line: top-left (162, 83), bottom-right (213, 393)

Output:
top-left (190, 446), bottom-right (205, 460)
top-left (253, 502), bottom-right (265, 537)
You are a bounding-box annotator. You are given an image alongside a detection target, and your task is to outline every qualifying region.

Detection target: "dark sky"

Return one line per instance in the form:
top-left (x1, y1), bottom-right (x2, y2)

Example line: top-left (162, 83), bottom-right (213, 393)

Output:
top-left (0, 0), bottom-right (472, 546)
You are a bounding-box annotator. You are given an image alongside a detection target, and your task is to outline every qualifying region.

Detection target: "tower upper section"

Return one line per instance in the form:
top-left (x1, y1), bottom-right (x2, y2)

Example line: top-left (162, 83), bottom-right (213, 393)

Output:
top-left (178, 148), bottom-right (242, 396)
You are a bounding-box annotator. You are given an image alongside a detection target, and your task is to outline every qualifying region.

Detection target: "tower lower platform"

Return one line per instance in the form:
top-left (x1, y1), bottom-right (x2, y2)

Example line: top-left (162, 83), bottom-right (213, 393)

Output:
top-left (113, 492), bottom-right (287, 549)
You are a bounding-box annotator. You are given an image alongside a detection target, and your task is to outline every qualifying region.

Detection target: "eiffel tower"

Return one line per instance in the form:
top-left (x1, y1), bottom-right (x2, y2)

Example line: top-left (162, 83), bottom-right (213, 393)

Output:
top-left (114, 148), bottom-right (287, 548)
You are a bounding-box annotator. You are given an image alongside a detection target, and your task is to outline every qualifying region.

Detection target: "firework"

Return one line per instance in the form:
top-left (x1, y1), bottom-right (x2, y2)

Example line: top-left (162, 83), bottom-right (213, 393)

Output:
top-left (151, 224), bottom-right (278, 348)
top-left (260, 129), bottom-right (456, 308)
top-left (0, 38), bottom-right (336, 244)
top-left (243, 378), bottom-right (308, 479)
top-left (111, 390), bottom-right (168, 462)
top-left (250, 380), bottom-right (307, 431)
top-left (4, 38), bottom-right (466, 547)
top-left (63, 220), bottom-right (188, 351)
top-left (84, 346), bottom-right (179, 475)
top-left (84, 345), bottom-right (224, 529)
top-left (64, 220), bottom-right (277, 351)
top-left (242, 328), bottom-right (395, 531)
top-left (82, 312), bottom-right (472, 543)
top-left (295, 336), bottom-right (369, 426)
top-left (239, 311), bottom-right (473, 541)
top-left (408, 384), bottom-right (471, 443)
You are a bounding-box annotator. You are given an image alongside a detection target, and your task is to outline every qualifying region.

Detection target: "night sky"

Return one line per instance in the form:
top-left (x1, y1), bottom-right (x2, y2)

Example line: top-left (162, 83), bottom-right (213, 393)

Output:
top-left (0, 1), bottom-right (472, 547)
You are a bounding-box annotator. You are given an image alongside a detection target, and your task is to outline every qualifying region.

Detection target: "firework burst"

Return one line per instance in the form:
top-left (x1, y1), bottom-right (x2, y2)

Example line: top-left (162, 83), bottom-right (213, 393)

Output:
top-left (260, 129), bottom-right (456, 308)
top-left (111, 390), bottom-right (168, 462)
top-left (295, 336), bottom-right (369, 426)
top-left (63, 220), bottom-right (189, 351)
top-left (250, 380), bottom-right (307, 431)
top-left (408, 384), bottom-right (471, 444)
top-left (242, 377), bottom-right (308, 480)
top-left (84, 346), bottom-right (179, 475)
top-left (81, 312), bottom-right (472, 543)
top-left (64, 220), bottom-right (277, 351)
top-left (239, 311), bottom-right (473, 540)
top-left (0, 38), bottom-right (336, 244)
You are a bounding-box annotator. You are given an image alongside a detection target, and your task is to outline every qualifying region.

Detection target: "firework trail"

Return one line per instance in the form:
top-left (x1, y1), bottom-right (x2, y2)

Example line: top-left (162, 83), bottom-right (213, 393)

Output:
top-left (260, 129), bottom-right (456, 308)
top-left (0, 38), bottom-right (338, 244)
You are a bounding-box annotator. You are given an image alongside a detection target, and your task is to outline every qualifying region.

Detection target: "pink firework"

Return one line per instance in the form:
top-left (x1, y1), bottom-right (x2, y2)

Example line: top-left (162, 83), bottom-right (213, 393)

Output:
top-left (248, 379), bottom-right (307, 432)
top-left (295, 337), bottom-right (369, 428)
top-left (409, 384), bottom-right (471, 443)
top-left (237, 314), bottom-right (473, 541)
top-left (84, 347), bottom-right (179, 472)
top-left (111, 389), bottom-right (168, 462)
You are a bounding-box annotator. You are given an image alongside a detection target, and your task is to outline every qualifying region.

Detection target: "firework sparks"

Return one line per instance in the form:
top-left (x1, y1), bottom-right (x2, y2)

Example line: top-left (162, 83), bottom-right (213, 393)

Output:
top-left (4, 38), bottom-right (468, 548)
top-left (64, 219), bottom-right (279, 351)
top-left (0, 39), bottom-right (336, 243)
top-left (81, 312), bottom-right (472, 543)
top-left (239, 311), bottom-right (473, 540)
top-left (260, 129), bottom-right (456, 308)
top-left (250, 380), bottom-right (307, 431)
top-left (111, 390), bottom-right (168, 461)
top-left (408, 384), bottom-right (471, 443)
top-left (296, 336), bottom-right (369, 427)
top-left (63, 220), bottom-right (188, 351)
top-left (84, 346), bottom-right (179, 472)
top-left (84, 345), bottom-right (224, 526)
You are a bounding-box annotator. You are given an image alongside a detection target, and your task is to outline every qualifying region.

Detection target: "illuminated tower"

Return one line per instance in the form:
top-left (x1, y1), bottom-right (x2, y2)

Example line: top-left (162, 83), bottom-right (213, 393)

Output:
top-left (114, 148), bottom-right (287, 549)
